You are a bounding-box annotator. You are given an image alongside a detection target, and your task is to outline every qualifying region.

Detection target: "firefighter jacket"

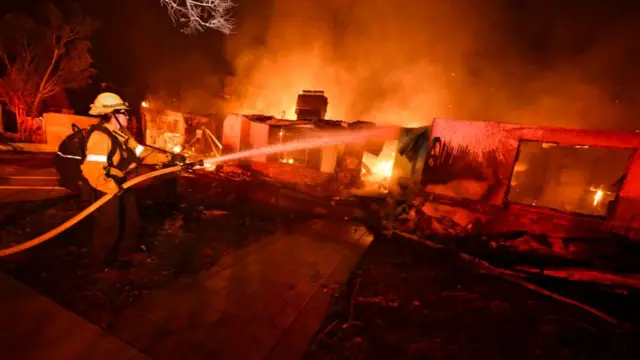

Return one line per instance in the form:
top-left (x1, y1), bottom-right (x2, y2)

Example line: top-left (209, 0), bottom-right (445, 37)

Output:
top-left (81, 123), bottom-right (171, 194)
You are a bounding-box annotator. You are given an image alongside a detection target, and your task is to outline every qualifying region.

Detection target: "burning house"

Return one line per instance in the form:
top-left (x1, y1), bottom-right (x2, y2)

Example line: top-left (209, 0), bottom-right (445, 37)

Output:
top-left (222, 91), bottom-right (343, 169)
top-left (141, 101), bottom-right (223, 157)
top-left (219, 90), bottom-right (435, 197)
top-left (221, 90), bottom-right (410, 194)
top-left (420, 118), bottom-right (640, 240)
top-left (140, 87), bottom-right (449, 200)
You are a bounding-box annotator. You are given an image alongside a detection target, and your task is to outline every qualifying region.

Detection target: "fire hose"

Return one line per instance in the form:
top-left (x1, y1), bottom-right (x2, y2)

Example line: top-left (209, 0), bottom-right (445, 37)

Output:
top-left (0, 165), bottom-right (186, 257)
top-left (0, 126), bottom-right (397, 257)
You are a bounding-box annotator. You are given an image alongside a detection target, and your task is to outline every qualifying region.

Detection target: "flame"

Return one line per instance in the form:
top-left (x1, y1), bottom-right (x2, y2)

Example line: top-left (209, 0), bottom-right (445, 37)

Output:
top-left (590, 186), bottom-right (614, 207)
top-left (372, 160), bottom-right (393, 178)
top-left (227, 47), bottom-right (448, 126)
top-left (361, 140), bottom-right (398, 185)
top-left (194, 162), bottom-right (217, 171)
top-left (160, 132), bottom-right (184, 153)
top-left (141, 101), bottom-right (149, 108)
top-left (593, 189), bottom-right (604, 206)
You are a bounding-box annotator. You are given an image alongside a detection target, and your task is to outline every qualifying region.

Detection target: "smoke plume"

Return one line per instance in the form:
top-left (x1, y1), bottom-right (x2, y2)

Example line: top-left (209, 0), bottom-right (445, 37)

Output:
top-left (224, 0), bottom-right (640, 130)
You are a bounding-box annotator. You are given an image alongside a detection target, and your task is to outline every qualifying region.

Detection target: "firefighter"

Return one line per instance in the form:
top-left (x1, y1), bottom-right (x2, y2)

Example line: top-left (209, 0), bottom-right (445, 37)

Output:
top-left (81, 92), bottom-right (186, 271)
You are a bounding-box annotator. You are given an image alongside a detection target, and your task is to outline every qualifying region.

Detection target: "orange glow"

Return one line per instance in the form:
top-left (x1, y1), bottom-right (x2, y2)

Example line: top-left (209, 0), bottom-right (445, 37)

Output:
top-left (209, 0), bottom-right (636, 132)
top-left (361, 140), bottom-right (398, 189)
top-left (227, 46), bottom-right (448, 125)
top-left (162, 132), bottom-right (184, 153)
top-left (589, 186), bottom-right (613, 207)
top-left (194, 162), bottom-right (217, 171)
top-left (593, 189), bottom-right (604, 206)
top-left (372, 160), bottom-right (393, 178)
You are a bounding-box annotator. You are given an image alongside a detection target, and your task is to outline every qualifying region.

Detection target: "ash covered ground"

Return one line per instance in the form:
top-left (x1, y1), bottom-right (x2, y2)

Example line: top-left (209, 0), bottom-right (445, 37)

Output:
top-left (303, 232), bottom-right (639, 360)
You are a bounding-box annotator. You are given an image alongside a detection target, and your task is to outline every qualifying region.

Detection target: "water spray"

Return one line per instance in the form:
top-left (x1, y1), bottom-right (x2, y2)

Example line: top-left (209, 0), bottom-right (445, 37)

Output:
top-left (201, 126), bottom-right (396, 166)
top-left (0, 126), bottom-right (397, 256)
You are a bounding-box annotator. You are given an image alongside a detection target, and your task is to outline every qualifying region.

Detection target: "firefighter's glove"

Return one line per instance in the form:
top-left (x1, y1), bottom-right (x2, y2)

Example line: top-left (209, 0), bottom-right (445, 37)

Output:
top-left (170, 153), bottom-right (187, 165)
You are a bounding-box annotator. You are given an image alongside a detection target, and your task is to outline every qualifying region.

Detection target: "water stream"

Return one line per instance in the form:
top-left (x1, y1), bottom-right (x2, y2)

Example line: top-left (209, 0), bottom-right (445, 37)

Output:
top-left (200, 126), bottom-right (398, 166)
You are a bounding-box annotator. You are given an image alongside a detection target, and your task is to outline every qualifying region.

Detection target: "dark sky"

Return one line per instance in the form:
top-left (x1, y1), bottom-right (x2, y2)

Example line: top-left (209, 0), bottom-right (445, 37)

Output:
top-left (0, 0), bottom-right (232, 113)
top-left (1, 0), bottom-right (640, 130)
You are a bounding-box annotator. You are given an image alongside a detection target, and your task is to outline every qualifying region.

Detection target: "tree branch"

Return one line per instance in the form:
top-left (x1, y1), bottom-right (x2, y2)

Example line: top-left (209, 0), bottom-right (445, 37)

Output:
top-left (31, 48), bottom-right (59, 115)
top-left (0, 5), bottom-right (95, 131)
top-left (159, 0), bottom-right (235, 34)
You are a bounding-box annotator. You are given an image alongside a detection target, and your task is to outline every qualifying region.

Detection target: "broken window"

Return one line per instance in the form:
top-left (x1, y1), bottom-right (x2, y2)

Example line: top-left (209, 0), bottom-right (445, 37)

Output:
top-left (507, 141), bottom-right (635, 217)
top-left (268, 126), bottom-right (322, 170)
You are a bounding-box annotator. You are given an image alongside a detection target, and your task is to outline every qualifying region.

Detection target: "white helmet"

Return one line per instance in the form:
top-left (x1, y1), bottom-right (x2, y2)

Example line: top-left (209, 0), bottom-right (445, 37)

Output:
top-left (89, 92), bottom-right (129, 116)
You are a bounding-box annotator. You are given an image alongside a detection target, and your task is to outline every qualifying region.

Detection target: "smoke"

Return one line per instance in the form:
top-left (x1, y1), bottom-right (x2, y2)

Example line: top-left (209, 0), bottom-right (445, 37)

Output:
top-left (148, 54), bottom-right (226, 115)
top-left (225, 0), bottom-right (496, 125)
top-left (224, 0), bottom-right (640, 130)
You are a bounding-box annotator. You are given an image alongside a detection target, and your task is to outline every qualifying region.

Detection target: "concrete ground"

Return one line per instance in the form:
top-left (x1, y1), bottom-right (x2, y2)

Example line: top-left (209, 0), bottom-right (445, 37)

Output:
top-left (0, 273), bottom-right (149, 360)
top-left (106, 219), bottom-right (372, 360)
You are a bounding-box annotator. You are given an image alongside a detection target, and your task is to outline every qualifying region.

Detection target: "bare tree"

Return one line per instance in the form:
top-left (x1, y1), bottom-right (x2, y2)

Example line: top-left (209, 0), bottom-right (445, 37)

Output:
top-left (160, 0), bottom-right (235, 34)
top-left (0, 3), bottom-right (95, 142)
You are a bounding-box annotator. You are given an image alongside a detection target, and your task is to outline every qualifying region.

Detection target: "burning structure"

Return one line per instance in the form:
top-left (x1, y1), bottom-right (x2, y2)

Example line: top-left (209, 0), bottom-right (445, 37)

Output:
top-left (421, 118), bottom-right (640, 240)
top-left (141, 100), bottom-right (223, 158)
top-left (221, 90), bottom-right (411, 195)
top-left (140, 87), bottom-right (429, 197)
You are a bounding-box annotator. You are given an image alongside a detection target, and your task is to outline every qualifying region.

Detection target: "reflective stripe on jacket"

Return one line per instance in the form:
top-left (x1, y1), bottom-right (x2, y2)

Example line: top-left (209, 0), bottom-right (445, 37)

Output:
top-left (81, 123), bottom-right (171, 194)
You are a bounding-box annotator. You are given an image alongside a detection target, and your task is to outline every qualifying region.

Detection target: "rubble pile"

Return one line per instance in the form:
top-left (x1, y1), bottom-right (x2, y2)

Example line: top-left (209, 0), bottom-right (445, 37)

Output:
top-left (383, 190), bottom-right (640, 280)
top-left (304, 233), bottom-right (633, 360)
top-left (388, 196), bottom-right (485, 238)
top-left (251, 162), bottom-right (319, 182)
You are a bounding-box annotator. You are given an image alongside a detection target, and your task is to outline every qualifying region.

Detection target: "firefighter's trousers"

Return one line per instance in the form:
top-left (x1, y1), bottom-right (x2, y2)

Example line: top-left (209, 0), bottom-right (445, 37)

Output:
top-left (89, 189), bottom-right (140, 268)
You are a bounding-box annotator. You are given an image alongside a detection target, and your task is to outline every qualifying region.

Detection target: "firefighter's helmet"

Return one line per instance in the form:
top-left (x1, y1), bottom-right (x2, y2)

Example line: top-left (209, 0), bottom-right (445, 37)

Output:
top-left (89, 92), bottom-right (129, 116)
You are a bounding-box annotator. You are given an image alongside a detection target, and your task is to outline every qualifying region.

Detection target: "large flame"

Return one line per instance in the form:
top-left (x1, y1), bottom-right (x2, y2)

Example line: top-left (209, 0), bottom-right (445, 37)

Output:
top-left (220, 0), bottom-right (638, 131)
top-left (361, 140), bottom-right (398, 188)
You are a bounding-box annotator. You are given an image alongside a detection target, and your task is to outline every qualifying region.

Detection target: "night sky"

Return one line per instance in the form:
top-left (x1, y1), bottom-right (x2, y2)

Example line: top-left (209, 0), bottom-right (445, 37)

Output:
top-left (0, 0), bottom-right (231, 114)
top-left (1, 0), bottom-right (640, 130)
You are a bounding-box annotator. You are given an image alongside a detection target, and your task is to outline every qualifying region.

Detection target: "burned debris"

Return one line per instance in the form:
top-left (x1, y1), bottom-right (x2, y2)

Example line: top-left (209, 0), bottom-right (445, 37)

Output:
top-left (3, 88), bottom-right (640, 359)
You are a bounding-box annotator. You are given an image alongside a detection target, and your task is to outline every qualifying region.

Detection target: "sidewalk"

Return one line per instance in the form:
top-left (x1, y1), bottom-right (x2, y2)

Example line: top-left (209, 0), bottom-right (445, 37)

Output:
top-left (0, 273), bottom-right (150, 360)
top-left (107, 219), bottom-right (373, 360)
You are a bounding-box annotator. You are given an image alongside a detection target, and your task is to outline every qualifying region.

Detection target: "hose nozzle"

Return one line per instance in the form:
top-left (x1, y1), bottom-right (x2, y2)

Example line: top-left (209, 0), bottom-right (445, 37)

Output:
top-left (184, 160), bottom-right (204, 171)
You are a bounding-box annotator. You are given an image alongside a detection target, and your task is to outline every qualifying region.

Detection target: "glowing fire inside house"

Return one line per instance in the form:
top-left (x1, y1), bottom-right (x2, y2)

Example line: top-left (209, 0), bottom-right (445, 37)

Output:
top-left (593, 188), bottom-right (604, 206)
top-left (143, 89), bottom-right (404, 196)
top-left (362, 142), bottom-right (397, 180)
top-left (590, 187), bottom-right (614, 207)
